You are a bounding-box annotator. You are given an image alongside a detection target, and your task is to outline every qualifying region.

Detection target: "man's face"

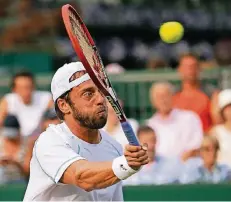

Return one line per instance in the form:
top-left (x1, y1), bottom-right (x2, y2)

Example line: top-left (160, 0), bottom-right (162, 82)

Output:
top-left (200, 141), bottom-right (218, 167)
top-left (13, 76), bottom-right (34, 104)
top-left (178, 56), bottom-right (200, 82)
top-left (151, 86), bottom-right (172, 114)
top-left (67, 80), bottom-right (108, 129)
top-left (139, 131), bottom-right (156, 160)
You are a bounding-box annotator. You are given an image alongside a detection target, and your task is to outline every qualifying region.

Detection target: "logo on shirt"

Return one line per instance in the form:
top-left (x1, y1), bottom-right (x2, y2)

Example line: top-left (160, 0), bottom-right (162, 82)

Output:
top-left (120, 164), bottom-right (127, 171)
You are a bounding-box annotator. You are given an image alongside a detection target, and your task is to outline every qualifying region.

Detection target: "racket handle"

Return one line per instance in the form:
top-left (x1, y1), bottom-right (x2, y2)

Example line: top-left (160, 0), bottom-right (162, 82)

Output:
top-left (121, 121), bottom-right (140, 146)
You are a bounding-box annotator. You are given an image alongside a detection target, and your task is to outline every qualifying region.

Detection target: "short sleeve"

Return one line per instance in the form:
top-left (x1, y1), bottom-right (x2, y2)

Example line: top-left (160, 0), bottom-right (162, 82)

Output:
top-left (4, 93), bottom-right (17, 114)
top-left (34, 134), bottom-right (85, 183)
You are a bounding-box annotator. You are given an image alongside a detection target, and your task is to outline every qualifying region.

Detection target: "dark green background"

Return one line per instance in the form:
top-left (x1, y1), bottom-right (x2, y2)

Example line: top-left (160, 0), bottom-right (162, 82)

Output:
top-left (1, 184), bottom-right (231, 201)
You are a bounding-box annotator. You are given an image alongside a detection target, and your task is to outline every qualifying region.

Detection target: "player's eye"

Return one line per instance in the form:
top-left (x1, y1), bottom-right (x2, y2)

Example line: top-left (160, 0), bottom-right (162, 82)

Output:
top-left (83, 91), bottom-right (94, 98)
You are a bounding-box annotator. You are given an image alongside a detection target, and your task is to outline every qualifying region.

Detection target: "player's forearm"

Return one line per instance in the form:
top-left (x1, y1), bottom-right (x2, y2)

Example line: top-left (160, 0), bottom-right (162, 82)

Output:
top-left (75, 161), bottom-right (119, 191)
top-left (61, 160), bottom-right (119, 191)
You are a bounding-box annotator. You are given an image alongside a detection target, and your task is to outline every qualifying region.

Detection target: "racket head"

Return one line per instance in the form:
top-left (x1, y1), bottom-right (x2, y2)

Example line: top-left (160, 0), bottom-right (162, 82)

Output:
top-left (62, 4), bottom-right (126, 122)
top-left (62, 5), bottom-right (108, 94)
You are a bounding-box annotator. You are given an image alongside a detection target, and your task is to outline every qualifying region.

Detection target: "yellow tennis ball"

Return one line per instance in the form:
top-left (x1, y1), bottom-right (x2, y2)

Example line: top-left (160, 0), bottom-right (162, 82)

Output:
top-left (159, 21), bottom-right (184, 44)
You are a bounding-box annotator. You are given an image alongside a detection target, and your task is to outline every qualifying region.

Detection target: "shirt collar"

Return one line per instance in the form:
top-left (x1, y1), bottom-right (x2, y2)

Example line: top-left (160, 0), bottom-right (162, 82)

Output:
top-left (154, 108), bottom-right (178, 122)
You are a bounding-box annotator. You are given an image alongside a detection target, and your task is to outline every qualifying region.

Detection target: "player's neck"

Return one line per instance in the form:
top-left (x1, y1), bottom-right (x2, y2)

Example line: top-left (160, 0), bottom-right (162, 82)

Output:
top-left (65, 120), bottom-right (101, 144)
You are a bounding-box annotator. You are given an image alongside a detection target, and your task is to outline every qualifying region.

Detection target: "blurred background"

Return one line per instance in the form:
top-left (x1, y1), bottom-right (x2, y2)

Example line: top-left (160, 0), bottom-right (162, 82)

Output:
top-left (1, 0), bottom-right (231, 201)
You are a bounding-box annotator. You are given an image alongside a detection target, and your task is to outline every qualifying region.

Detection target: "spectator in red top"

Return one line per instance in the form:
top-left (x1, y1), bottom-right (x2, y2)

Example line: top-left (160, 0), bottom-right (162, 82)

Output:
top-left (173, 53), bottom-right (219, 132)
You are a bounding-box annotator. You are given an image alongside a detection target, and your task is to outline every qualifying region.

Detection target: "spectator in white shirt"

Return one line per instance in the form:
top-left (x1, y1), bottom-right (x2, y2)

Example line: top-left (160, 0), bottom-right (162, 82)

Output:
top-left (124, 125), bottom-right (183, 185)
top-left (0, 71), bottom-right (53, 137)
top-left (146, 82), bottom-right (203, 160)
top-left (104, 100), bottom-right (139, 149)
top-left (209, 89), bottom-right (231, 167)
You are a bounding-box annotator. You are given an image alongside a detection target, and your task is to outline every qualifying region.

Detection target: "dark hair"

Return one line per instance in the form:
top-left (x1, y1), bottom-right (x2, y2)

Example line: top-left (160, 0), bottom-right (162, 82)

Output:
top-left (137, 125), bottom-right (155, 137)
top-left (55, 90), bottom-right (72, 120)
top-left (11, 71), bottom-right (35, 89)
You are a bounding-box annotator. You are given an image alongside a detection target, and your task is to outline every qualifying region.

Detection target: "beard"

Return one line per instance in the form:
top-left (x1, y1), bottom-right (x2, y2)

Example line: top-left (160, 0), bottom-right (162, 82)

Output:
top-left (69, 102), bottom-right (108, 129)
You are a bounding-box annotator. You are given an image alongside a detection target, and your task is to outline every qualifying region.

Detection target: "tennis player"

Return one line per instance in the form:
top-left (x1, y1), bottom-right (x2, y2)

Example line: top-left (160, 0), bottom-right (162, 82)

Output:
top-left (23, 62), bottom-right (148, 201)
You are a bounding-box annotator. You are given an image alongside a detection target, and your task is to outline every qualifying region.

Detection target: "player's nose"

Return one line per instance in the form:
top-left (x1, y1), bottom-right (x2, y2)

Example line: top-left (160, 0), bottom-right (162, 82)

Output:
top-left (95, 90), bottom-right (105, 105)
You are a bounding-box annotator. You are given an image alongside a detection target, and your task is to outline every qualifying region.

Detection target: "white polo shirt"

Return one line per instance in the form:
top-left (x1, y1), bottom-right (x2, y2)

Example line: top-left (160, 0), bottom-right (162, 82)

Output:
top-left (146, 109), bottom-right (203, 158)
top-left (5, 91), bottom-right (51, 137)
top-left (23, 122), bottom-right (123, 201)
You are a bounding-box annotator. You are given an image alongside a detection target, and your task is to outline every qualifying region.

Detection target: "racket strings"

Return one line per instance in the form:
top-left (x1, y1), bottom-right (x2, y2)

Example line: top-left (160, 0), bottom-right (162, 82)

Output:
top-left (69, 10), bottom-right (108, 88)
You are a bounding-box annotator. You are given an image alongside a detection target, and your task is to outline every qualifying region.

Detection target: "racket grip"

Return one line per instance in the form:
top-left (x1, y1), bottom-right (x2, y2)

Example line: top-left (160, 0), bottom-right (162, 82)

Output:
top-left (121, 121), bottom-right (140, 146)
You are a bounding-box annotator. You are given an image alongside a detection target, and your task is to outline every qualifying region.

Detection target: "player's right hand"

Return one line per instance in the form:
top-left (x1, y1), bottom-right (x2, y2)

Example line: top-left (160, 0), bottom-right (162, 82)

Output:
top-left (124, 144), bottom-right (149, 170)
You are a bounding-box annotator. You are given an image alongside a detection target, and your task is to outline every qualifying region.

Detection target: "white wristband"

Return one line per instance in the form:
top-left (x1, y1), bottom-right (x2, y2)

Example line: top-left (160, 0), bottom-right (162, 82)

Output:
top-left (112, 155), bottom-right (138, 180)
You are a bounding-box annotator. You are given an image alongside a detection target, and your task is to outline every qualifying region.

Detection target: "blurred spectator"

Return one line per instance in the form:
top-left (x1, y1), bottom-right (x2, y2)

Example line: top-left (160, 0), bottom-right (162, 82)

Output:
top-left (29, 107), bottom-right (60, 143)
top-left (209, 89), bottom-right (231, 167)
top-left (0, 71), bottom-right (53, 137)
top-left (41, 107), bottom-right (60, 130)
top-left (103, 100), bottom-right (139, 149)
top-left (173, 53), bottom-right (219, 131)
top-left (214, 39), bottom-right (231, 66)
top-left (105, 63), bottom-right (125, 75)
top-left (147, 82), bottom-right (203, 160)
top-left (146, 56), bottom-right (169, 70)
top-left (0, 115), bottom-right (31, 185)
top-left (28, 107), bottom-right (60, 157)
top-left (123, 125), bottom-right (183, 185)
top-left (180, 136), bottom-right (231, 184)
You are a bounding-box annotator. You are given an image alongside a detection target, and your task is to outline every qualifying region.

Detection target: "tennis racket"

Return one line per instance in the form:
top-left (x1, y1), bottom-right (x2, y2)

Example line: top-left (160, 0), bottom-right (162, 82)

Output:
top-left (61, 4), bottom-right (139, 146)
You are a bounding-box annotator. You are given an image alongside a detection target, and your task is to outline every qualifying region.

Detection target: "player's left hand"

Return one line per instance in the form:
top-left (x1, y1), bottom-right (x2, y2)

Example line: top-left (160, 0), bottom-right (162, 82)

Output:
top-left (124, 143), bottom-right (149, 170)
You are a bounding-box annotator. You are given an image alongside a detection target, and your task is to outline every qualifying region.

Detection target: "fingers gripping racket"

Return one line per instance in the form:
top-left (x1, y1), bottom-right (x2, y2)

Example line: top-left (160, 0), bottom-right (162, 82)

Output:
top-left (61, 4), bottom-right (139, 146)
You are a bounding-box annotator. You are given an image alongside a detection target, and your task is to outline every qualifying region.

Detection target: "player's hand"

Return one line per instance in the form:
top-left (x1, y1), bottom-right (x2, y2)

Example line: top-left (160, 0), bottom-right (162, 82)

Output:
top-left (124, 143), bottom-right (149, 170)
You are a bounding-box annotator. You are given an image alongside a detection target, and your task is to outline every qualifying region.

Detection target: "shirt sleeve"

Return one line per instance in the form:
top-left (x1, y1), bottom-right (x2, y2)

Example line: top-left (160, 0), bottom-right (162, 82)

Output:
top-left (112, 182), bottom-right (124, 201)
top-left (185, 112), bottom-right (203, 150)
top-left (4, 93), bottom-right (17, 114)
top-left (34, 134), bottom-right (85, 183)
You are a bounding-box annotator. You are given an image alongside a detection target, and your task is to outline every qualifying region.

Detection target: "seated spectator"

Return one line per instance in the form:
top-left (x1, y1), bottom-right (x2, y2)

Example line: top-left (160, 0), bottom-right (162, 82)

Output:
top-left (173, 53), bottom-right (220, 131)
top-left (103, 100), bottom-right (139, 149)
top-left (0, 71), bottom-right (53, 137)
top-left (123, 126), bottom-right (183, 185)
top-left (180, 136), bottom-right (231, 184)
top-left (146, 56), bottom-right (169, 70)
top-left (209, 89), bottom-right (231, 167)
top-left (0, 115), bottom-right (32, 185)
top-left (105, 63), bottom-right (125, 75)
top-left (147, 82), bottom-right (203, 160)
top-left (41, 107), bottom-right (60, 131)
top-left (29, 107), bottom-right (60, 145)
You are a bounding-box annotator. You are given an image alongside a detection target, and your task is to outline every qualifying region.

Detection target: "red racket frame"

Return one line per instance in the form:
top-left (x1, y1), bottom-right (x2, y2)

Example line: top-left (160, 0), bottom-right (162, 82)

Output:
top-left (62, 4), bottom-right (127, 123)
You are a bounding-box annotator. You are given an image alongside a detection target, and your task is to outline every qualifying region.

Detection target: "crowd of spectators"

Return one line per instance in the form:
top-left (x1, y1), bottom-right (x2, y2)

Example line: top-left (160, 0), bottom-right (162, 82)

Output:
top-left (1, 52), bottom-right (231, 186)
top-left (2, 0), bottom-right (231, 70)
top-left (105, 53), bottom-right (231, 185)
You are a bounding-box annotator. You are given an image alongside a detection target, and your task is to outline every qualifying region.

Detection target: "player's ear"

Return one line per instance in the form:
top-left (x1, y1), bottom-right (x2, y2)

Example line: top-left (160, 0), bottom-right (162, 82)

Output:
top-left (57, 98), bottom-right (71, 115)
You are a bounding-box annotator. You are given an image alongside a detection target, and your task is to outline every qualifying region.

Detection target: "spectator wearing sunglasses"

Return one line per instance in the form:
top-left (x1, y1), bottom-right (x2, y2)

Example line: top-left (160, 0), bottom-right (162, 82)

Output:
top-left (180, 136), bottom-right (231, 184)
